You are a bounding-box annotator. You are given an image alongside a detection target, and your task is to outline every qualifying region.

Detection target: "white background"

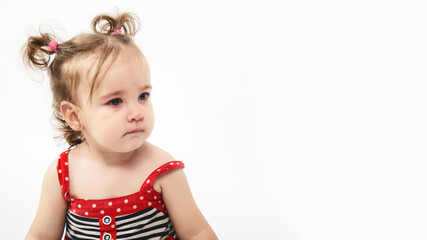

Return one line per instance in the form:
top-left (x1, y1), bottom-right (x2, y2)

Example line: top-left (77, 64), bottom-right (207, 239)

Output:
top-left (1, 0), bottom-right (426, 239)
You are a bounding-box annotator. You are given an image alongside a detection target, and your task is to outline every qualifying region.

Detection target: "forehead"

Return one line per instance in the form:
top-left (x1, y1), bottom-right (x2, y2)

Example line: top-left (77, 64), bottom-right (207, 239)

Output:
top-left (96, 53), bottom-right (151, 94)
top-left (77, 48), bottom-right (150, 103)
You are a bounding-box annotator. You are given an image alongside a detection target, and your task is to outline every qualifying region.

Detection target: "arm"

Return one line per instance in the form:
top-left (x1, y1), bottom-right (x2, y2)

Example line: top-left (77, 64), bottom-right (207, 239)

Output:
top-left (25, 159), bottom-right (68, 240)
top-left (158, 169), bottom-right (218, 240)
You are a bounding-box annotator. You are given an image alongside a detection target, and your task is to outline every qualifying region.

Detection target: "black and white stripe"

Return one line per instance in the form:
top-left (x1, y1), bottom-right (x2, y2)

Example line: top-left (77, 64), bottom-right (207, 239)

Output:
top-left (115, 207), bottom-right (176, 240)
top-left (65, 208), bottom-right (177, 240)
top-left (66, 211), bottom-right (100, 240)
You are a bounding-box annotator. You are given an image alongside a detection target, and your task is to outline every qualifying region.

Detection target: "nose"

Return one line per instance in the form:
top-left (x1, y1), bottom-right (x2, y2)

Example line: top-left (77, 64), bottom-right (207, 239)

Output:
top-left (127, 104), bottom-right (144, 122)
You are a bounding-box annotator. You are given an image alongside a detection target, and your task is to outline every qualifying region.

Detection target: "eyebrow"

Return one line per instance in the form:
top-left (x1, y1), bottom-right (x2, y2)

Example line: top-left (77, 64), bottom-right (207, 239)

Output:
top-left (99, 84), bottom-right (152, 99)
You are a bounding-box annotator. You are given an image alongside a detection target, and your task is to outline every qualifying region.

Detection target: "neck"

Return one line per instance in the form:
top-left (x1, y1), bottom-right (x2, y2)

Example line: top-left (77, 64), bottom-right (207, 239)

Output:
top-left (80, 140), bottom-right (143, 166)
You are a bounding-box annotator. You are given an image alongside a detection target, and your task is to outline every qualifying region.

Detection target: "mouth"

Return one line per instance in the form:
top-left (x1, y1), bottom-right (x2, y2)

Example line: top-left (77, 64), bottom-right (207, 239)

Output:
top-left (127, 128), bottom-right (143, 134)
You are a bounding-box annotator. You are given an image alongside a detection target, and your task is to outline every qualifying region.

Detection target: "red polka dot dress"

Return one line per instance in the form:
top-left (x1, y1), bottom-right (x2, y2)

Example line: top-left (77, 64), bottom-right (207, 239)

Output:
top-left (56, 150), bottom-right (185, 240)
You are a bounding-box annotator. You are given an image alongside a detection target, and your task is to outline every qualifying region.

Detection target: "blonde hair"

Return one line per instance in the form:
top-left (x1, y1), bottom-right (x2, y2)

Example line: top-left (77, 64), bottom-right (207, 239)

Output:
top-left (23, 12), bottom-right (142, 148)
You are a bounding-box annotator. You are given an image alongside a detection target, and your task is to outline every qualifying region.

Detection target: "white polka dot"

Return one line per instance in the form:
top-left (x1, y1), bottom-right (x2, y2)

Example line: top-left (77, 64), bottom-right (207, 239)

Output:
top-left (78, 204), bottom-right (81, 208)
top-left (124, 199), bottom-right (128, 203)
top-left (117, 208), bottom-right (121, 212)
top-left (58, 169), bottom-right (62, 173)
top-left (111, 224), bottom-right (115, 228)
top-left (71, 198), bottom-right (74, 202)
top-left (140, 196), bottom-right (144, 200)
top-left (92, 204), bottom-right (96, 208)
top-left (154, 196), bottom-right (157, 199)
top-left (170, 162), bottom-right (173, 165)
top-left (133, 205), bottom-right (137, 209)
top-left (85, 212), bottom-right (88, 216)
top-left (157, 169), bottom-right (161, 171)
top-left (159, 201), bottom-right (161, 203)
top-left (108, 202), bottom-right (112, 206)
top-left (177, 162), bottom-right (180, 165)
top-left (65, 162), bottom-right (68, 166)
top-left (101, 210), bottom-right (105, 214)
top-left (73, 209), bottom-right (76, 213)
top-left (148, 202), bottom-right (152, 206)
top-left (147, 190), bottom-right (151, 193)
top-left (146, 179), bottom-right (150, 184)
top-left (65, 177), bottom-right (69, 181)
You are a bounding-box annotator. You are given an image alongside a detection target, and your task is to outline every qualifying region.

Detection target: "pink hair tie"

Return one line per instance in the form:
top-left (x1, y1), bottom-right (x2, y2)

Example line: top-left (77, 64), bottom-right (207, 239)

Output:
top-left (112, 29), bottom-right (122, 35)
top-left (48, 40), bottom-right (58, 51)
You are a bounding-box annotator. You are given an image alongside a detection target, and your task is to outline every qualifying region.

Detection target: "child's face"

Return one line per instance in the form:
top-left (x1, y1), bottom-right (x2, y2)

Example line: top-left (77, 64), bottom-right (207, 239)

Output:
top-left (76, 49), bottom-right (154, 153)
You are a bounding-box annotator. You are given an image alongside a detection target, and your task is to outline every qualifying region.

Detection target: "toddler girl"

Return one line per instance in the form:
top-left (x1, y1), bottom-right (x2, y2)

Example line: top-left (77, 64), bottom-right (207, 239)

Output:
top-left (23, 11), bottom-right (217, 240)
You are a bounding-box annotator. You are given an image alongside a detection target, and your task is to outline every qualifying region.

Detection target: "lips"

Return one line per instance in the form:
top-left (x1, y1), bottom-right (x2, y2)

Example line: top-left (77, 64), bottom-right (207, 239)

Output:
top-left (128, 128), bottom-right (143, 134)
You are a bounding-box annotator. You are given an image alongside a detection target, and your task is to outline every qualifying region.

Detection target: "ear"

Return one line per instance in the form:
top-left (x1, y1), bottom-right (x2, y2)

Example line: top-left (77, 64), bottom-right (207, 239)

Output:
top-left (60, 101), bottom-right (82, 131)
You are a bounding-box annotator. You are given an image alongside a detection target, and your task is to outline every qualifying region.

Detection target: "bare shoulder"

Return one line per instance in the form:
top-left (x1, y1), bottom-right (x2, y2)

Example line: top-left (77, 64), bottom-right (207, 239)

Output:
top-left (140, 144), bottom-right (217, 239)
top-left (45, 156), bottom-right (61, 182)
top-left (144, 142), bottom-right (182, 193)
top-left (41, 156), bottom-right (64, 198)
top-left (143, 141), bottom-right (177, 166)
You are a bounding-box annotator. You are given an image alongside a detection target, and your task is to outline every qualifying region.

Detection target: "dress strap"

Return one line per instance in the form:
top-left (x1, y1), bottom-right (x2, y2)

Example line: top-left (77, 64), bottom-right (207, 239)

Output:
top-left (141, 161), bottom-right (185, 190)
top-left (56, 150), bottom-right (72, 202)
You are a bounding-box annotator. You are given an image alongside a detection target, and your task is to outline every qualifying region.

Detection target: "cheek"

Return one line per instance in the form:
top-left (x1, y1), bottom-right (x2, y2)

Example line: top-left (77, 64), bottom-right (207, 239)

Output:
top-left (81, 109), bottom-right (115, 129)
top-left (146, 104), bottom-right (155, 119)
top-left (94, 111), bottom-right (122, 128)
top-left (84, 115), bottom-right (122, 140)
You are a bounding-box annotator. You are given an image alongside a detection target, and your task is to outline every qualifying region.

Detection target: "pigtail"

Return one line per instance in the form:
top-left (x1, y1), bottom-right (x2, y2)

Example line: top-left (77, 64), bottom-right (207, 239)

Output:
top-left (23, 32), bottom-right (58, 70)
top-left (92, 12), bottom-right (140, 38)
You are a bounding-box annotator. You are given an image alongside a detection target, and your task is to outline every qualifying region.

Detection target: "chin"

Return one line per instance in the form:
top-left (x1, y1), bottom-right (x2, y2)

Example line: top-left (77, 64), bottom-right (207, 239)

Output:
top-left (123, 139), bottom-right (145, 152)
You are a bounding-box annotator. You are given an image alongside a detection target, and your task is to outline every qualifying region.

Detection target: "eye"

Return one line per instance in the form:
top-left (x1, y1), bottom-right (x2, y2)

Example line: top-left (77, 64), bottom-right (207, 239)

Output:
top-left (107, 98), bottom-right (122, 106)
top-left (139, 92), bottom-right (150, 101)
